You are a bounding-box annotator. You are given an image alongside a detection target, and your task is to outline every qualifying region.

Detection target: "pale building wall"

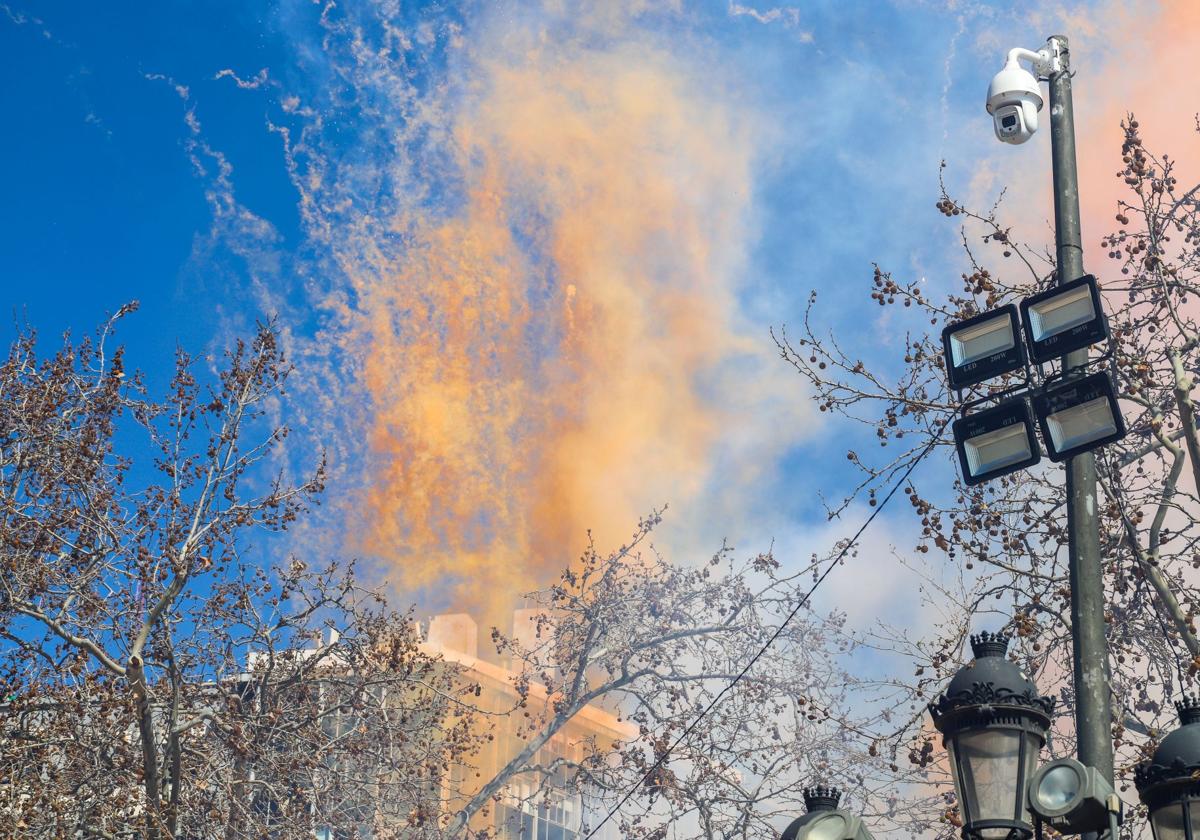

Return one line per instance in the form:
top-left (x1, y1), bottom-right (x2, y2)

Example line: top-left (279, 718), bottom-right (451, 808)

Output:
top-left (423, 611), bottom-right (634, 840)
top-left (427, 612), bottom-right (478, 658)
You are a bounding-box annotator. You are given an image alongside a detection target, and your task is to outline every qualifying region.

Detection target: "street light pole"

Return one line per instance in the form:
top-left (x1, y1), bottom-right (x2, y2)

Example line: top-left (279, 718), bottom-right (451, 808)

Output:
top-left (934, 35), bottom-right (1126, 838)
top-left (1046, 32), bottom-right (1115, 798)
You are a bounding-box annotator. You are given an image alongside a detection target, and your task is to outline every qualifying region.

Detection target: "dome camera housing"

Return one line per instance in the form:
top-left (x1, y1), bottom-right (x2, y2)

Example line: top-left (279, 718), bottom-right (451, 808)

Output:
top-left (986, 59), bottom-right (1043, 144)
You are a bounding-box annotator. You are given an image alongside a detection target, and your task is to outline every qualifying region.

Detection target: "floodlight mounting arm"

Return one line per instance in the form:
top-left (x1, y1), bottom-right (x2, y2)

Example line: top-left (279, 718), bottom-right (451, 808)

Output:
top-left (956, 376), bottom-right (1033, 418)
top-left (1038, 347), bottom-right (1116, 389)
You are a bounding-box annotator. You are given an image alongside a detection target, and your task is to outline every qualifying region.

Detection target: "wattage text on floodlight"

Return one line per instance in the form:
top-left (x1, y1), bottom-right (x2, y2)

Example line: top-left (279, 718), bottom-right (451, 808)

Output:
top-left (1019, 274), bottom-right (1109, 363)
top-left (1033, 371), bottom-right (1126, 462)
top-left (952, 397), bottom-right (1041, 486)
top-left (1027, 757), bottom-right (1118, 835)
top-left (942, 305), bottom-right (1025, 390)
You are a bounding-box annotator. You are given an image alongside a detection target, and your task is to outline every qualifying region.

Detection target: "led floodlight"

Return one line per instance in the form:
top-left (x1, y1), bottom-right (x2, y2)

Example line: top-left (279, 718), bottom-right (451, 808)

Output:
top-left (1019, 275), bottom-right (1108, 363)
top-left (952, 397), bottom-right (1041, 486)
top-left (1027, 757), bottom-right (1117, 834)
top-left (1033, 371), bottom-right (1126, 462)
top-left (942, 305), bottom-right (1025, 390)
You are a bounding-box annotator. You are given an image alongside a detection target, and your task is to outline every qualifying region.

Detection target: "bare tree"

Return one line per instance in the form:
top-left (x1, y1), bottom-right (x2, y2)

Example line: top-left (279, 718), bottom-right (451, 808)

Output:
top-left (772, 115), bottom-right (1200, 834)
top-left (0, 308), bottom-right (885, 840)
top-left (445, 515), bottom-right (936, 840)
top-left (0, 303), bottom-right (954, 840)
top-left (0, 310), bottom-right (488, 839)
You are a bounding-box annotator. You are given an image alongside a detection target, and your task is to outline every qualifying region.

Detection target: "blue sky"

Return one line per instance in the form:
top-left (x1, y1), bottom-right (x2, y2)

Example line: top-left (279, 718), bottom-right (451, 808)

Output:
top-left (2, 2), bottom-right (977, 357)
top-left (2, 0), bottom-right (1185, 631)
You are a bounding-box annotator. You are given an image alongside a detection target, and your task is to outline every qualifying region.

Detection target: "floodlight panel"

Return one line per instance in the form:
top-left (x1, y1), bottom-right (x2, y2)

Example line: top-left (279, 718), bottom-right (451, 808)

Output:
top-left (1033, 371), bottom-right (1126, 462)
top-left (1044, 396), bottom-right (1119, 453)
top-left (953, 397), bottom-right (1041, 485)
top-left (949, 314), bottom-right (1016, 367)
top-left (1027, 758), bottom-right (1115, 834)
top-left (942, 305), bottom-right (1026, 389)
top-left (1034, 764), bottom-right (1081, 813)
top-left (964, 424), bottom-right (1034, 476)
top-left (1026, 284), bottom-right (1095, 342)
top-left (1019, 275), bottom-right (1109, 363)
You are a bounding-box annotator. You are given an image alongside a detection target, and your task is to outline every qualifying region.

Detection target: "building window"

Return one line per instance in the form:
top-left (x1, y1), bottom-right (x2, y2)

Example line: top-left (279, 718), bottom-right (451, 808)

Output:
top-left (496, 799), bottom-right (579, 840)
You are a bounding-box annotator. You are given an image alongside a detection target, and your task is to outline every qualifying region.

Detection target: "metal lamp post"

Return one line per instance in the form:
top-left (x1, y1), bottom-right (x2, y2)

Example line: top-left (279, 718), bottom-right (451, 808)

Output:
top-left (925, 35), bottom-right (1125, 840)
top-left (1135, 697), bottom-right (1200, 840)
top-left (1030, 34), bottom-right (1115, 795)
top-left (977, 36), bottom-right (1117, 838)
top-left (781, 785), bottom-right (876, 840)
top-left (929, 632), bottom-right (1055, 840)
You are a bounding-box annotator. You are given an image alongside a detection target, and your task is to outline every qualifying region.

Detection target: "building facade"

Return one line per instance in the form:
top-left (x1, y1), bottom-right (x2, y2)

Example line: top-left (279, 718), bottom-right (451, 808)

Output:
top-left (425, 612), bottom-right (632, 840)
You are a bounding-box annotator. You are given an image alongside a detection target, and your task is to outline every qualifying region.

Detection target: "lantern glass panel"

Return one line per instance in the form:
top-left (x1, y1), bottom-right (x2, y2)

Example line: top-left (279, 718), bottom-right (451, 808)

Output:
top-left (948, 316), bottom-right (1017, 367)
top-left (948, 739), bottom-right (968, 830)
top-left (1020, 731), bottom-right (1040, 806)
top-left (1044, 396), bottom-right (1120, 453)
top-left (1150, 803), bottom-right (1188, 840)
top-left (953, 729), bottom-right (1023, 839)
top-left (1026, 284), bottom-right (1096, 342)
top-left (806, 814), bottom-right (848, 840)
top-left (964, 423), bottom-right (1034, 477)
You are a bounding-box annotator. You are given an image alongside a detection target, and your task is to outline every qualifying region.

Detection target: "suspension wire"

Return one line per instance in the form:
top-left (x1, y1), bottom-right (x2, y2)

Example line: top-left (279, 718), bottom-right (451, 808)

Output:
top-left (580, 429), bottom-right (946, 839)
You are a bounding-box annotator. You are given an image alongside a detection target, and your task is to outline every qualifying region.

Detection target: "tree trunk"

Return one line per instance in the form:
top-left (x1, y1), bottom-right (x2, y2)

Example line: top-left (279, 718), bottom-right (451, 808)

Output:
top-left (129, 655), bottom-right (162, 840)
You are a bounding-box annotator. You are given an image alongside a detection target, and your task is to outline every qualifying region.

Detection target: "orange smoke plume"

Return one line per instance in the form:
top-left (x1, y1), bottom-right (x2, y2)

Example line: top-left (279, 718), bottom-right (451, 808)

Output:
top-left (320, 36), bottom-right (794, 614)
top-left (1070, 0), bottom-right (1200, 270)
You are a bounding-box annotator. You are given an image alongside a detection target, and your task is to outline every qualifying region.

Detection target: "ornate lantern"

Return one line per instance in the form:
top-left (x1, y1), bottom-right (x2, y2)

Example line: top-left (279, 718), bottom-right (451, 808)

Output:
top-left (1135, 697), bottom-right (1200, 840)
top-left (928, 631), bottom-right (1054, 840)
top-left (781, 785), bottom-right (876, 840)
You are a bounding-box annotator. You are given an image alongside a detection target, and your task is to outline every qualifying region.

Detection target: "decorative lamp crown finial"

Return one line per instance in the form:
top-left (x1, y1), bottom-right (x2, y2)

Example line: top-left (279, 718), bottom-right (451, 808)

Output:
top-left (803, 785), bottom-right (842, 812)
top-left (970, 630), bottom-right (1010, 659)
top-left (1176, 695), bottom-right (1200, 725)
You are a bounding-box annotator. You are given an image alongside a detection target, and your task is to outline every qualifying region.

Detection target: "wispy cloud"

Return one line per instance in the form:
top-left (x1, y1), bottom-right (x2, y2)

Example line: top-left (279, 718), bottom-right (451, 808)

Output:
top-left (213, 67), bottom-right (269, 89)
top-left (1, 2), bottom-right (51, 38)
top-left (728, 1), bottom-right (812, 40)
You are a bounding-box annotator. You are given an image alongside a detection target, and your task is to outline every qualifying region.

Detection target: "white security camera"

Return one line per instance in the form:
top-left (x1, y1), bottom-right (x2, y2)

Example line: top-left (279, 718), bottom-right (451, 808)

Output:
top-left (986, 48), bottom-right (1050, 144)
